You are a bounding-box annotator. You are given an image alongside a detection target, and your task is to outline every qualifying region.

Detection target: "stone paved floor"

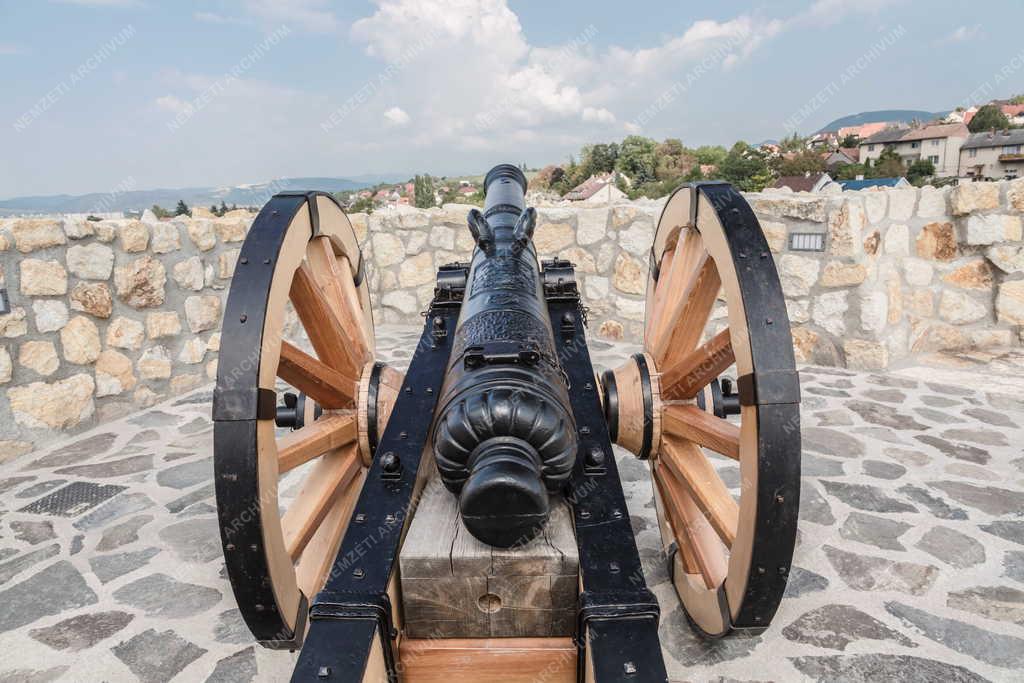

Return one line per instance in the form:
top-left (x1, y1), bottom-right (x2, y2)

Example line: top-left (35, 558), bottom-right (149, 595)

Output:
top-left (1, 325), bottom-right (1023, 682)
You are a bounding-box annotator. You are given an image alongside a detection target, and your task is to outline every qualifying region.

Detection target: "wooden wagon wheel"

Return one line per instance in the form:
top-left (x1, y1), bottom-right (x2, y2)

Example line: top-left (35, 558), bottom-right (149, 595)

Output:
top-left (212, 192), bottom-right (402, 648)
top-left (602, 182), bottom-right (800, 638)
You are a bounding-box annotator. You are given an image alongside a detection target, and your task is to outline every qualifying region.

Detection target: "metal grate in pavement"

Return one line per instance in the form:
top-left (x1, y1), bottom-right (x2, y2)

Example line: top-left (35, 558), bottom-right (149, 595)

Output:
top-left (18, 481), bottom-right (126, 517)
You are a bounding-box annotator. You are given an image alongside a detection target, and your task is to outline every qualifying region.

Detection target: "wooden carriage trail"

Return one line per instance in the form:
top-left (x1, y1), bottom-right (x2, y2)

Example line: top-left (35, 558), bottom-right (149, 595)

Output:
top-left (0, 328), bottom-right (1022, 682)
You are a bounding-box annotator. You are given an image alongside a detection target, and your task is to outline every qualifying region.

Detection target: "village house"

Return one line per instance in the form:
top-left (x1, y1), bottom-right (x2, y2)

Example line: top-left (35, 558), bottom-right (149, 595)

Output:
top-left (770, 172), bottom-right (838, 193)
top-left (859, 122), bottom-right (968, 177)
top-left (823, 147), bottom-right (859, 171)
top-left (564, 172), bottom-right (627, 204)
top-left (959, 129), bottom-right (1024, 180)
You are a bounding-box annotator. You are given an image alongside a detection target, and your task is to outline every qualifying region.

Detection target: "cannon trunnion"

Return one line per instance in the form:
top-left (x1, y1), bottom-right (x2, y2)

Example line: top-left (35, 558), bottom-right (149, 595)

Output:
top-left (212, 166), bottom-right (801, 681)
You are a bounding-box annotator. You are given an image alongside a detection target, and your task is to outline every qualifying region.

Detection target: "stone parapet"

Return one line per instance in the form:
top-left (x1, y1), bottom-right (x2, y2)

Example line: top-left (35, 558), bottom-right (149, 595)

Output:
top-left (2, 179), bottom-right (1022, 455)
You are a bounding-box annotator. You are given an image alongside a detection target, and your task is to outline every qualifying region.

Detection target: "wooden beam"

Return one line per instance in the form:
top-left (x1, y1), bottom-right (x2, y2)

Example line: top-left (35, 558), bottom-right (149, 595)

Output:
top-left (661, 437), bottom-right (738, 547)
top-left (660, 328), bottom-right (734, 400)
top-left (278, 340), bottom-right (356, 409)
top-left (281, 444), bottom-right (360, 560)
top-left (289, 261), bottom-right (360, 378)
top-left (662, 405), bottom-right (740, 461)
top-left (399, 637), bottom-right (575, 683)
top-left (277, 412), bottom-right (358, 473)
top-left (656, 463), bottom-right (728, 589)
top-left (653, 254), bottom-right (721, 366)
top-left (653, 471), bottom-right (700, 575)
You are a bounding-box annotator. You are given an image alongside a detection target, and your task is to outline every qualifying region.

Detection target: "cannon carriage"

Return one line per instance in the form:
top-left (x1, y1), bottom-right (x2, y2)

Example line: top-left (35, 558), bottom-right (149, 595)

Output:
top-left (212, 165), bottom-right (801, 682)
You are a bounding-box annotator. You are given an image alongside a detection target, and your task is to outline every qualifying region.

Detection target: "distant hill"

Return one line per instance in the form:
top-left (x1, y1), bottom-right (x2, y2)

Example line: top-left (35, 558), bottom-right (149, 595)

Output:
top-left (0, 175), bottom-right (404, 216)
top-left (817, 109), bottom-right (948, 133)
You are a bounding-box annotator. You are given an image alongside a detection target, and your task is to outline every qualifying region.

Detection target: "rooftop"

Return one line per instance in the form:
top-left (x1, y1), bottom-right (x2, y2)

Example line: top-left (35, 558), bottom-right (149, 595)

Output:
top-left (962, 129), bottom-right (1024, 151)
top-left (839, 177), bottom-right (909, 190)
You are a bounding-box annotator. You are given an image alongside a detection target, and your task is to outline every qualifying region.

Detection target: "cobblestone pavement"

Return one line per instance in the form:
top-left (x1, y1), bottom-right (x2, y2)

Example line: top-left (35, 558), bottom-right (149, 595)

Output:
top-left (1, 325), bottom-right (1023, 682)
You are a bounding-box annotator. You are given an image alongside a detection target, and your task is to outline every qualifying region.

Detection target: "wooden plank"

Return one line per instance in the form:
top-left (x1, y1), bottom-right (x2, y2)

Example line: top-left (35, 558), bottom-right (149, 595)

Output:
top-left (400, 637), bottom-right (575, 683)
top-left (281, 444), bottom-right (360, 560)
top-left (278, 340), bottom-right (356, 409)
top-left (294, 468), bottom-right (365, 598)
top-left (653, 252), bottom-right (721, 367)
top-left (660, 328), bottom-right (734, 400)
top-left (399, 469), bottom-right (578, 638)
top-left (662, 404), bottom-right (740, 461)
top-left (653, 470), bottom-right (700, 575)
top-left (289, 261), bottom-right (360, 379)
top-left (277, 411), bottom-right (357, 473)
top-left (661, 436), bottom-right (738, 547)
top-left (337, 254), bottom-right (373, 364)
top-left (656, 463), bottom-right (728, 589)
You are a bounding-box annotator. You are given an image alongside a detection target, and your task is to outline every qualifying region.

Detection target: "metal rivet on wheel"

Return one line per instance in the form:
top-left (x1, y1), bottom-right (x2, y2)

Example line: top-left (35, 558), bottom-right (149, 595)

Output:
top-left (354, 513), bottom-right (366, 523)
top-left (609, 561), bottom-right (620, 573)
top-left (239, 314), bottom-right (247, 323)
top-left (580, 509), bottom-right (591, 519)
top-left (317, 666), bottom-right (331, 679)
top-left (353, 567), bottom-right (364, 579)
top-left (624, 662), bottom-right (637, 676)
top-left (240, 257), bottom-right (248, 264)
top-left (757, 566), bottom-right (766, 574)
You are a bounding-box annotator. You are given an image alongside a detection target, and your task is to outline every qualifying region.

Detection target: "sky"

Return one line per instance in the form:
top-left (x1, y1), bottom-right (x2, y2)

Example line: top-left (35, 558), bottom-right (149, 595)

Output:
top-left (1, 0), bottom-right (1022, 198)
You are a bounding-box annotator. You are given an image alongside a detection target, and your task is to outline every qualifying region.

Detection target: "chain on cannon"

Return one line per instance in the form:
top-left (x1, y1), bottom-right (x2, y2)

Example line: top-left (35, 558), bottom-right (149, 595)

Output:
top-left (212, 164), bottom-right (801, 682)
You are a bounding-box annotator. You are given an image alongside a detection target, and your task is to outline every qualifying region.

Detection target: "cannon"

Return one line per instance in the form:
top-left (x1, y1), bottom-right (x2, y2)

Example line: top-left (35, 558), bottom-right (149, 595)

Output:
top-left (212, 165), bottom-right (801, 682)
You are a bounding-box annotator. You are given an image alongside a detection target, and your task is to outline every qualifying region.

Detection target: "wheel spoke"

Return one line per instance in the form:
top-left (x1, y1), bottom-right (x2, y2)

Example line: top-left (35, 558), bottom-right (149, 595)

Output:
top-left (277, 412), bottom-right (358, 474)
top-left (279, 341), bottom-right (356, 409)
top-left (653, 252), bottom-right (721, 366)
top-left (281, 444), bottom-right (361, 560)
top-left (337, 254), bottom-right (373, 363)
top-left (662, 405), bottom-right (740, 460)
top-left (660, 328), bottom-right (734, 401)
top-left (307, 237), bottom-right (370, 364)
top-left (655, 462), bottom-right (728, 589)
top-left (289, 261), bottom-right (360, 379)
top-left (294, 463), bottom-right (365, 598)
top-left (645, 246), bottom-right (675, 347)
top-left (649, 229), bottom-right (699, 354)
top-left (661, 436), bottom-right (738, 547)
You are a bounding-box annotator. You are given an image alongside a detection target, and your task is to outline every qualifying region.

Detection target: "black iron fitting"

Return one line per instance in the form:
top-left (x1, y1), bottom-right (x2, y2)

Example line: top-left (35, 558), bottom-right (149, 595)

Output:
top-left (310, 591), bottom-right (397, 681)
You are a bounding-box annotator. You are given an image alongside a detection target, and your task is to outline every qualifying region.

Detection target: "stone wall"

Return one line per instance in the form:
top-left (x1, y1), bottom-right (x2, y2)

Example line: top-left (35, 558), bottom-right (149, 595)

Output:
top-left (2, 180), bottom-right (1022, 458)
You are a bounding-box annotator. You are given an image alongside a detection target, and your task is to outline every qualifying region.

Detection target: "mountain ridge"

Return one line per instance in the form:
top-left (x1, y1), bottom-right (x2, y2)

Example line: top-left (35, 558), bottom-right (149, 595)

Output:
top-left (817, 109), bottom-right (949, 133)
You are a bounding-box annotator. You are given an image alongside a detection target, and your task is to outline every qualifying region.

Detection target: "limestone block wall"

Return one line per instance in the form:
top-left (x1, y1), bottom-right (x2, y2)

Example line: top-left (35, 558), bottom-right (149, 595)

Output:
top-left (2, 180), bottom-right (1022, 458)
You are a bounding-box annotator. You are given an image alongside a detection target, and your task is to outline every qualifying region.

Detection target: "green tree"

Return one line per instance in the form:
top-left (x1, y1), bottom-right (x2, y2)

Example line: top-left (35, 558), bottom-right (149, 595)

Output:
top-left (413, 174), bottom-right (435, 208)
top-left (693, 145), bottom-right (727, 166)
top-left (873, 147), bottom-right (905, 178)
top-left (580, 143), bottom-right (619, 177)
top-left (778, 132), bottom-right (807, 152)
top-left (1011, 94), bottom-right (1024, 105)
top-left (839, 134), bottom-right (861, 148)
top-left (774, 148), bottom-right (826, 177)
top-left (719, 142), bottom-right (772, 191)
top-left (349, 196), bottom-right (374, 214)
top-left (614, 135), bottom-right (658, 185)
top-left (174, 200), bottom-right (191, 217)
top-left (151, 204), bottom-right (171, 218)
top-left (219, 200), bottom-right (229, 216)
top-left (209, 204), bottom-right (218, 216)
top-left (907, 159), bottom-right (935, 185)
top-left (968, 104), bottom-right (1010, 132)
top-left (654, 138), bottom-right (693, 181)
top-left (833, 163), bottom-right (868, 181)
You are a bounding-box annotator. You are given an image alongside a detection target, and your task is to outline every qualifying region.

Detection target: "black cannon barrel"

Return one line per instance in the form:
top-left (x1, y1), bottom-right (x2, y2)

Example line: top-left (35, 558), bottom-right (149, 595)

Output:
top-left (432, 164), bottom-right (577, 547)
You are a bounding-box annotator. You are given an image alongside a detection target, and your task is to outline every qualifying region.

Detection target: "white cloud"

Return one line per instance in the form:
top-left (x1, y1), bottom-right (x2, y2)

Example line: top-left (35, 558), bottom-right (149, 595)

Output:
top-left (582, 107), bottom-right (615, 124)
top-left (243, 0), bottom-right (338, 33)
top-left (944, 24), bottom-right (981, 43)
top-left (194, 11), bottom-right (237, 25)
top-left (155, 95), bottom-right (191, 115)
top-left (383, 106), bottom-right (410, 127)
top-left (799, 0), bottom-right (899, 26)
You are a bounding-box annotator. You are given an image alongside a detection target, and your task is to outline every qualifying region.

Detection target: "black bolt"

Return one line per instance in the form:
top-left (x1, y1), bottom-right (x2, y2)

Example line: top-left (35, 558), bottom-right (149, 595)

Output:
top-left (586, 448), bottom-right (605, 467)
top-left (264, 258), bottom-right (271, 264)
top-left (609, 561), bottom-right (620, 573)
top-left (580, 509), bottom-right (591, 520)
top-left (433, 316), bottom-right (444, 330)
top-left (611, 508), bottom-right (622, 519)
top-left (580, 426), bottom-right (591, 436)
top-left (381, 451), bottom-right (400, 473)
top-left (239, 314), bottom-right (247, 323)
top-left (240, 256), bottom-right (248, 264)
top-left (354, 513), bottom-right (366, 524)
top-left (317, 666), bottom-right (331, 679)
top-left (399, 431), bottom-right (408, 439)
top-left (353, 567), bottom-right (365, 579)
top-left (624, 661), bottom-right (637, 675)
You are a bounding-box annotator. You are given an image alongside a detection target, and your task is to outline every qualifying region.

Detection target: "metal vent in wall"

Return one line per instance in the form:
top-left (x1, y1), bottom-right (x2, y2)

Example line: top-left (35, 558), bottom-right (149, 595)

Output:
top-left (789, 233), bottom-right (826, 252)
